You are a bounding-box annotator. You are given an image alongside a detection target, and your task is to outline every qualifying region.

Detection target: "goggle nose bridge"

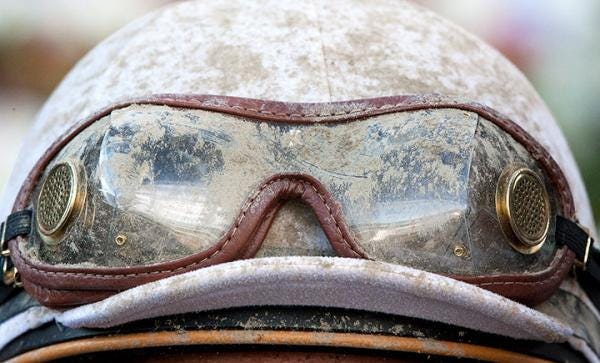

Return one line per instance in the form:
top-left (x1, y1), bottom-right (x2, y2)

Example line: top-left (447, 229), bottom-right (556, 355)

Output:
top-left (229, 173), bottom-right (368, 261)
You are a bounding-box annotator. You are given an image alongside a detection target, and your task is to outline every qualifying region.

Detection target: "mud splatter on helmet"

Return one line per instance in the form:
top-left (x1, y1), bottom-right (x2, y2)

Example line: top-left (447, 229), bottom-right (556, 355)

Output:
top-left (1, 1), bottom-right (597, 361)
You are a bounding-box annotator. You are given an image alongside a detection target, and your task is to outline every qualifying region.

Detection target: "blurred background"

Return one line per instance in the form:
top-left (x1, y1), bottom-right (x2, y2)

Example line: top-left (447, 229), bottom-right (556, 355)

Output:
top-left (0, 0), bottom-right (598, 229)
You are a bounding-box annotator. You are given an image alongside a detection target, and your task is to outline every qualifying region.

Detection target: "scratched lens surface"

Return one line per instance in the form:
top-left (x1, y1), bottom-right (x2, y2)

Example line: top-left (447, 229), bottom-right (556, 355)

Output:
top-left (25, 105), bottom-right (557, 275)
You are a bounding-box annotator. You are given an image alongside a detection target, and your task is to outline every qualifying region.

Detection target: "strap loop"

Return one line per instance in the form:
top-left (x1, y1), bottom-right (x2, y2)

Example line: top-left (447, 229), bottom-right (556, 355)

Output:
top-left (1, 222), bottom-right (8, 256)
top-left (0, 210), bottom-right (31, 288)
top-left (575, 233), bottom-right (592, 270)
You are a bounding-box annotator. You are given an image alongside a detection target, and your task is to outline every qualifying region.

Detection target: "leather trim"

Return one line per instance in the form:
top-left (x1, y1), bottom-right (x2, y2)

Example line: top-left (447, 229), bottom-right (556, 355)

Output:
top-left (453, 247), bottom-right (574, 306)
top-left (22, 280), bottom-right (115, 309)
top-left (12, 175), bottom-right (366, 292)
top-left (8, 94), bottom-right (576, 307)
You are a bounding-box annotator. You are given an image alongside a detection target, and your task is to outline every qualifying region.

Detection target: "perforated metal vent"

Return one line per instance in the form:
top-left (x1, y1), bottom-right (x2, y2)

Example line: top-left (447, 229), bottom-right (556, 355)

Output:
top-left (496, 165), bottom-right (550, 254)
top-left (36, 162), bottom-right (84, 242)
top-left (510, 172), bottom-right (549, 242)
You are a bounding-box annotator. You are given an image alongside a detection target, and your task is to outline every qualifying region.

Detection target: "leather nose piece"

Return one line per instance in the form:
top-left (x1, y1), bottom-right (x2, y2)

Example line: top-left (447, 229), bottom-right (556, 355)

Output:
top-left (233, 174), bottom-right (368, 260)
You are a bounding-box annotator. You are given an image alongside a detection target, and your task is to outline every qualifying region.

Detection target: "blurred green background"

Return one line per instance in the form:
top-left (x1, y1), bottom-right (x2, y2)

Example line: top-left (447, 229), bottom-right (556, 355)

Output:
top-left (0, 0), bottom-right (598, 229)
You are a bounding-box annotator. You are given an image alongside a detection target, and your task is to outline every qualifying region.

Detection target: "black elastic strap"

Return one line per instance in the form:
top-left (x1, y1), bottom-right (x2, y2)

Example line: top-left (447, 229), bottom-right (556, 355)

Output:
top-left (579, 270), bottom-right (600, 312)
top-left (2, 209), bottom-right (33, 243)
top-left (556, 215), bottom-right (600, 307)
top-left (0, 282), bottom-right (16, 304)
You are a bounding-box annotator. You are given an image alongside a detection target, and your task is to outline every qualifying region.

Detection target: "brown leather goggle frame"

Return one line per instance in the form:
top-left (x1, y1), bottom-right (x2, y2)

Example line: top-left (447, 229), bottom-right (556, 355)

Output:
top-left (7, 94), bottom-right (576, 308)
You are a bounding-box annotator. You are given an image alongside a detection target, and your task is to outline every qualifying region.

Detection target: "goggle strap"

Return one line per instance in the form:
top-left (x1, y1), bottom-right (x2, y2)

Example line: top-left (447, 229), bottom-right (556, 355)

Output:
top-left (0, 209), bottom-right (31, 291)
top-left (1, 210), bottom-right (32, 245)
top-left (556, 215), bottom-right (599, 307)
top-left (582, 253), bottom-right (600, 309)
top-left (556, 215), bottom-right (595, 268)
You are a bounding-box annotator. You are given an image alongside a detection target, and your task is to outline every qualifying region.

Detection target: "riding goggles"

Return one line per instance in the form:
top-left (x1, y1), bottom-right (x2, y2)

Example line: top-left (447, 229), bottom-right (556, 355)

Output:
top-left (1, 95), bottom-right (595, 308)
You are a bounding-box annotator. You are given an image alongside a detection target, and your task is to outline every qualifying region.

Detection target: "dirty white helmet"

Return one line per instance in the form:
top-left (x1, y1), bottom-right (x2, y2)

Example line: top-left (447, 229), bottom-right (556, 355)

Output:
top-left (1, 1), bottom-right (598, 361)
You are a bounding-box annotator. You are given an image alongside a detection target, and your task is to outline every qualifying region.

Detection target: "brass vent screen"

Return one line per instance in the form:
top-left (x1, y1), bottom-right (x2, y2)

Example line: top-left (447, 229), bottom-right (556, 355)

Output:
top-left (36, 162), bottom-right (83, 240)
top-left (496, 165), bottom-right (550, 254)
top-left (509, 173), bottom-right (549, 243)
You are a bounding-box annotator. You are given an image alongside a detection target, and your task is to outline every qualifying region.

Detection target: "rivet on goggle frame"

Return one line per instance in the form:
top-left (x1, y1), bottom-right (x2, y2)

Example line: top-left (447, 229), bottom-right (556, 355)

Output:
top-left (36, 161), bottom-right (86, 245)
top-left (453, 244), bottom-right (467, 258)
top-left (496, 164), bottom-right (551, 255)
top-left (115, 234), bottom-right (128, 246)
